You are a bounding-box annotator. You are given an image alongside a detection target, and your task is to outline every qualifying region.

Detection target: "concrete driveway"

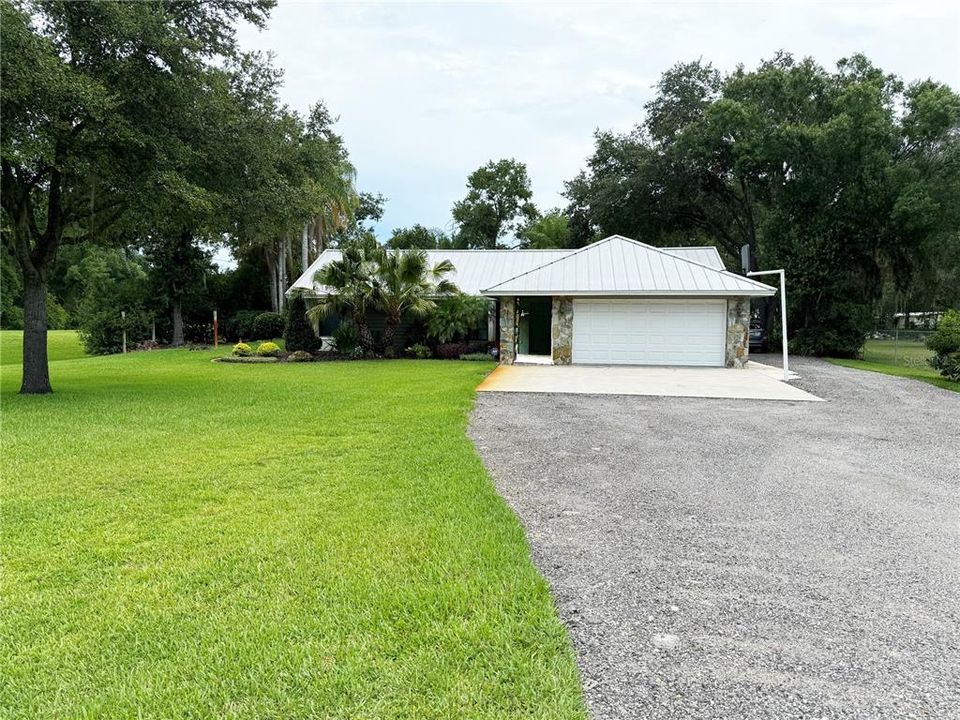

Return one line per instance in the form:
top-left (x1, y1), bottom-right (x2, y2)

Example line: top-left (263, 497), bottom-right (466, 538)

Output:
top-left (477, 362), bottom-right (821, 402)
top-left (469, 357), bottom-right (960, 719)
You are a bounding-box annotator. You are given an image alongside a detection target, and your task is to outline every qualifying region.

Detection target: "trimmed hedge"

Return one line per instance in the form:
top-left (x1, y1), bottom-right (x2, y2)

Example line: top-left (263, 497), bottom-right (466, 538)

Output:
top-left (252, 312), bottom-right (284, 340)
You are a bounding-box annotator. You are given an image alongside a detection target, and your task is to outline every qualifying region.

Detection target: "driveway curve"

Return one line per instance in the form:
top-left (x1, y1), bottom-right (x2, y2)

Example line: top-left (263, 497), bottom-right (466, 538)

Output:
top-left (469, 358), bottom-right (960, 719)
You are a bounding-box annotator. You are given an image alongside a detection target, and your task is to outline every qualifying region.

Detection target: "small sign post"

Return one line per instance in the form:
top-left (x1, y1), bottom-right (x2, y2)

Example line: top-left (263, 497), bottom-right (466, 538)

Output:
top-left (213, 309), bottom-right (219, 348)
top-left (121, 310), bottom-right (127, 354)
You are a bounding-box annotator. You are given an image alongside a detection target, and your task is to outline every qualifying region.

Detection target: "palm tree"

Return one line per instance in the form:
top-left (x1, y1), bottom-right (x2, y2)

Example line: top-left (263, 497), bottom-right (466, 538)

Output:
top-left (306, 242), bottom-right (379, 353)
top-left (302, 159), bottom-right (359, 270)
top-left (372, 249), bottom-right (457, 355)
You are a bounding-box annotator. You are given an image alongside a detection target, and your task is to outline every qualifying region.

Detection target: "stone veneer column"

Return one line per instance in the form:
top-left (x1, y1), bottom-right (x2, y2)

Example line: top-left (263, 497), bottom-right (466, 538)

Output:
top-left (725, 296), bottom-right (750, 368)
top-left (499, 297), bottom-right (517, 364)
top-left (551, 296), bottom-right (573, 365)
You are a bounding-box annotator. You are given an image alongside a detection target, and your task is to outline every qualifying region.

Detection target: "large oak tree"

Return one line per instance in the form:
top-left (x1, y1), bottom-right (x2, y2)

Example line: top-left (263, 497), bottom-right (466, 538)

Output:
top-left (1, 0), bottom-right (272, 392)
top-left (565, 53), bottom-right (960, 355)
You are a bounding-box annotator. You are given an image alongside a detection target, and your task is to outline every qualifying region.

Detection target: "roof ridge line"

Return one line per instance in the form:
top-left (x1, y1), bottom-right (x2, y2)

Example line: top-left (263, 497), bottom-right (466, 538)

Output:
top-left (482, 235), bottom-right (772, 292)
top-left (481, 236), bottom-right (617, 292)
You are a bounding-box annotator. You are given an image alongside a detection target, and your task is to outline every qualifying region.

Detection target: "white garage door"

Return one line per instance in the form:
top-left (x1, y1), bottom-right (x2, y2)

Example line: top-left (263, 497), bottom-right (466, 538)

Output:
top-left (573, 299), bottom-right (726, 366)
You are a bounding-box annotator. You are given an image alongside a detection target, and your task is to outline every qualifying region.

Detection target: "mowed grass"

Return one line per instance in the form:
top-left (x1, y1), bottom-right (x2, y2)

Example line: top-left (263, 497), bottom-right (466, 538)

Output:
top-left (0, 329), bottom-right (87, 365)
top-left (1, 346), bottom-right (586, 719)
top-left (827, 338), bottom-right (958, 393)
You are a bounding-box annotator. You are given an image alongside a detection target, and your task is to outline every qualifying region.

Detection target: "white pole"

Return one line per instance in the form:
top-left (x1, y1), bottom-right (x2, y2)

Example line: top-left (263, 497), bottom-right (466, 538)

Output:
top-left (121, 310), bottom-right (127, 354)
top-left (779, 270), bottom-right (789, 382)
top-left (747, 269), bottom-right (789, 382)
top-left (151, 320), bottom-right (156, 343)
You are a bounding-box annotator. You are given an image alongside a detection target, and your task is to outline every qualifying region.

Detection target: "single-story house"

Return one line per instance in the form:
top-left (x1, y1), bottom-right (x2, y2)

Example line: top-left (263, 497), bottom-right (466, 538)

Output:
top-left (287, 234), bottom-right (776, 367)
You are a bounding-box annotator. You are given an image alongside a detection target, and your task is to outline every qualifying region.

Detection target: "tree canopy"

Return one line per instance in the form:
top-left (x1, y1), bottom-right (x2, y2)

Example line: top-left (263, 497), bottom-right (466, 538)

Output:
top-left (1, 0), bottom-right (367, 389)
top-left (452, 159), bottom-right (538, 248)
top-left (1, 0), bottom-right (274, 391)
top-left (565, 53), bottom-right (960, 355)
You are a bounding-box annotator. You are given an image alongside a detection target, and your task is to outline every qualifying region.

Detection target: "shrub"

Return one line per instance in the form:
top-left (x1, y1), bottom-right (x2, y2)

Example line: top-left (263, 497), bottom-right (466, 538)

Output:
top-left (284, 295), bottom-right (320, 353)
top-left (435, 341), bottom-right (471, 360)
top-left (252, 311), bottom-right (285, 340)
top-left (232, 342), bottom-right (252, 357)
top-left (332, 322), bottom-right (360, 354)
top-left (256, 341), bottom-right (281, 357)
top-left (228, 310), bottom-right (264, 341)
top-left (288, 350), bottom-right (314, 362)
top-left (78, 308), bottom-right (151, 355)
top-left (927, 309), bottom-right (960, 383)
top-left (406, 343), bottom-right (432, 359)
top-left (930, 352), bottom-right (960, 383)
top-left (459, 352), bottom-right (492, 361)
top-left (926, 309), bottom-right (960, 356)
top-left (426, 294), bottom-right (490, 343)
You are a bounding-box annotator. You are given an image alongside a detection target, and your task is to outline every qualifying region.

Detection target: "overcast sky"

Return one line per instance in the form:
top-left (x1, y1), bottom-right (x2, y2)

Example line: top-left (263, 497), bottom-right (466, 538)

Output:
top-left (233, 0), bottom-right (960, 248)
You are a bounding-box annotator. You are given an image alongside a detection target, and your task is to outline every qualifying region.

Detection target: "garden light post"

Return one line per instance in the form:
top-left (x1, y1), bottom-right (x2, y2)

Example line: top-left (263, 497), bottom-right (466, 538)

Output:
top-left (213, 309), bottom-right (219, 348)
top-left (747, 269), bottom-right (789, 382)
top-left (121, 310), bottom-right (127, 354)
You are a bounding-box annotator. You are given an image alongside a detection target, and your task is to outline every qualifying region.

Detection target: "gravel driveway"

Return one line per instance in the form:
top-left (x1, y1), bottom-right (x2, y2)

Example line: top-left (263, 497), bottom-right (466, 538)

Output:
top-left (469, 358), bottom-right (959, 719)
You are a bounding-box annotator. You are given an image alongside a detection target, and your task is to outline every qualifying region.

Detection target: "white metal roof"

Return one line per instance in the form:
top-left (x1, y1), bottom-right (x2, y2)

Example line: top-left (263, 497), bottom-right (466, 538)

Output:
top-left (285, 236), bottom-right (770, 298)
top-left (289, 248), bottom-right (571, 297)
top-left (661, 246), bottom-right (725, 270)
top-left (481, 235), bottom-right (775, 297)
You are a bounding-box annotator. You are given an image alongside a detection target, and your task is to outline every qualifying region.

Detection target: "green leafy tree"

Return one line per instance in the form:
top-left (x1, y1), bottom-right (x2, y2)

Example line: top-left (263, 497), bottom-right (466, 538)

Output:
top-left (0, 0), bottom-right (273, 393)
top-left (73, 247), bottom-right (152, 355)
top-left (565, 53), bottom-right (960, 356)
top-left (519, 212), bottom-right (572, 249)
top-left (387, 224), bottom-right (452, 250)
top-left (452, 159), bottom-right (538, 248)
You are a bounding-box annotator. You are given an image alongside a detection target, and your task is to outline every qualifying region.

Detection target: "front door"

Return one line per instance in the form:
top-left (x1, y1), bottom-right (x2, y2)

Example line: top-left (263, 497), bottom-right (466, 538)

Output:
top-left (517, 297), bottom-right (551, 356)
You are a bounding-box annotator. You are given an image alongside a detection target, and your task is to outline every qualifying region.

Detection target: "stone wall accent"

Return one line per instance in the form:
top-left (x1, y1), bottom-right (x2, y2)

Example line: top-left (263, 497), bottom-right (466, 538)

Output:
top-left (498, 297), bottom-right (517, 365)
top-left (725, 296), bottom-right (751, 368)
top-left (551, 296), bottom-right (573, 365)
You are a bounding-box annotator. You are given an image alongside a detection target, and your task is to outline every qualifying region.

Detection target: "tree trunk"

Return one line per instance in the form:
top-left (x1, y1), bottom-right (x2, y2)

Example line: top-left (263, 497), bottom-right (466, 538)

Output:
top-left (171, 295), bottom-right (184, 347)
top-left (280, 237), bottom-right (287, 311)
top-left (301, 224), bottom-right (309, 272)
top-left (354, 314), bottom-right (375, 355)
top-left (20, 273), bottom-right (52, 394)
top-left (382, 314), bottom-right (401, 357)
top-left (265, 250), bottom-right (279, 312)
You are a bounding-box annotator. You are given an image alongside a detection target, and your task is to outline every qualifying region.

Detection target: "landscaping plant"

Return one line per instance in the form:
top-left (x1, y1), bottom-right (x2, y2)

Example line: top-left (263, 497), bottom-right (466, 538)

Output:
top-left (426, 293), bottom-right (490, 344)
top-left (252, 312), bottom-right (285, 340)
top-left (283, 295), bottom-right (320, 353)
top-left (405, 343), bottom-right (433, 359)
top-left (256, 341), bottom-right (281, 357)
top-left (332, 322), bottom-right (360, 355)
top-left (927, 309), bottom-right (960, 383)
top-left (227, 310), bottom-right (264, 342)
top-left (232, 342), bottom-right (252, 357)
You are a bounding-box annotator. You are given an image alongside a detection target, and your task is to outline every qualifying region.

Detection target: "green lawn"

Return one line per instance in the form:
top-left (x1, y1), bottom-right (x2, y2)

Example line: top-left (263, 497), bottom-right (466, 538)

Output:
top-left (1, 345), bottom-right (586, 718)
top-left (827, 338), bottom-right (958, 393)
top-left (0, 329), bottom-right (87, 365)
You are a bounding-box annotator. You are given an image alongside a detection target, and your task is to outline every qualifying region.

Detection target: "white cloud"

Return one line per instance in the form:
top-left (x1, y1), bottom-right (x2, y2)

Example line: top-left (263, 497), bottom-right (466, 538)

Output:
top-left (233, 0), bottom-right (960, 242)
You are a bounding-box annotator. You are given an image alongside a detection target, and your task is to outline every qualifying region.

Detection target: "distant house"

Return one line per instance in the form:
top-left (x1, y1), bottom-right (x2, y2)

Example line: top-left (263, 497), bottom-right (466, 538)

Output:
top-left (287, 235), bottom-right (776, 367)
